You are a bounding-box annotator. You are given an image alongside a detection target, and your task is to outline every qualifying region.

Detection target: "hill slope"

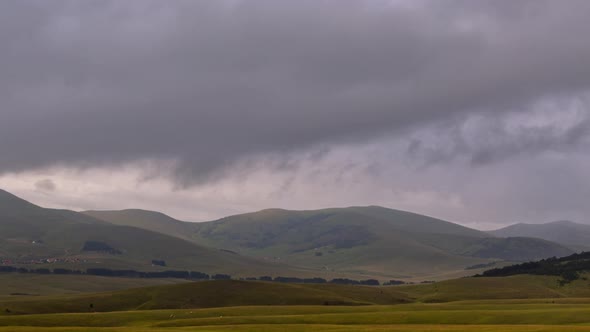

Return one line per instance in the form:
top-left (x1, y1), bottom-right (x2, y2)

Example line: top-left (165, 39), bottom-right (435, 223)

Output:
top-left (0, 189), bottom-right (105, 238)
top-left (84, 209), bottom-right (195, 241)
top-left (191, 207), bottom-right (573, 278)
top-left (0, 189), bottom-right (295, 276)
top-left (490, 220), bottom-right (590, 250)
top-left (86, 205), bottom-right (573, 279)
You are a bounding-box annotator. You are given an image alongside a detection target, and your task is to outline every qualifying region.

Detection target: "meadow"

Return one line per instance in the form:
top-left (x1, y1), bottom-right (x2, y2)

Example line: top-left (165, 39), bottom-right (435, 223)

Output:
top-left (1, 275), bottom-right (590, 331)
top-left (2, 300), bottom-right (590, 331)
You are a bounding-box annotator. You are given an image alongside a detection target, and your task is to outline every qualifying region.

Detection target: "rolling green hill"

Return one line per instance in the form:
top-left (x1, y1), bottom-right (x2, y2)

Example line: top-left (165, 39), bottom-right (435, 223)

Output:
top-left (86, 206), bottom-right (573, 280)
top-left (3, 188), bottom-right (572, 280)
top-left (0, 189), bottom-right (105, 238)
top-left (84, 209), bottom-right (195, 242)
top-left (490, 220), bottom-right (590, 250)
top-left (191, 207), bottom-right (573, 278)
top-left (0, 189), bottom-right (299, 276)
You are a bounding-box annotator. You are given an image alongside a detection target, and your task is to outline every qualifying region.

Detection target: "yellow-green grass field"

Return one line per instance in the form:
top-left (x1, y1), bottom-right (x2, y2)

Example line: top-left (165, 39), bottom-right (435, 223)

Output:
top-left (2, 274), bottom-right (590, 331)
top-left (2, 274), bottom-right (589, 314)
top-left (2, 301), bottom-right (590, 331)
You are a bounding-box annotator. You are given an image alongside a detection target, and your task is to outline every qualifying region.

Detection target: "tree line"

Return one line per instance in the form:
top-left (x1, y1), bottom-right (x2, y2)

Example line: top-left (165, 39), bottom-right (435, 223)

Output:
top-left (0, 266), bottom-right (385, 285)
top-left (0, 266), bottom-right (219, 280)
top-left (477, 251), bottom-right (590, 284)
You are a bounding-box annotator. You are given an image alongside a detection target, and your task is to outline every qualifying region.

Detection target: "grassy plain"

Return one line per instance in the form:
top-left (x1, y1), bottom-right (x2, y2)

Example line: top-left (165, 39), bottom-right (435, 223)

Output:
top-left (2, 301), bottom-right (590, 331)
top-left (3, 274), bottom-right (588, 315)
top-left (0, 275), bottom-right (590, 331)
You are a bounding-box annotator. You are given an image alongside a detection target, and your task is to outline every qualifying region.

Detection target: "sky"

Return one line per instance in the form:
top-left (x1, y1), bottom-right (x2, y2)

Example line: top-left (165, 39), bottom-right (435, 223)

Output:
top-left (2, 0), bottom-right (590, 229)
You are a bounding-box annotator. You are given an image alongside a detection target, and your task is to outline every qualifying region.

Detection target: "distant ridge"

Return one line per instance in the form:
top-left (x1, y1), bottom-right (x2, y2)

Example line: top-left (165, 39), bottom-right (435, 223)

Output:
top-left (87, 204), bottom-right (574, 279)
top-left (490, 220), bottom-right (590, 250)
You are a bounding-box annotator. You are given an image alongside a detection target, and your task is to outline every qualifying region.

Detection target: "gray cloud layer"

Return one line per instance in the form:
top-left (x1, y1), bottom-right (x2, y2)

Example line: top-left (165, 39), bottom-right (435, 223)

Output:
top-left (2, 0), bottom-right (590, 184)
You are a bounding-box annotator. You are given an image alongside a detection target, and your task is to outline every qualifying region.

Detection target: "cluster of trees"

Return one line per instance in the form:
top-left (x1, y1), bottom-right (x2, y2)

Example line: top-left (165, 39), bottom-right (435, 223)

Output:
top-left (242, 276), bottom-right (381, 285)
top-left (268, 276), bottom-right (329, 284)
top-left (465, 262), bottom-right (497, 270)
top-left (383, 280), bottom-right (406, 285)
top-left (242, 276), bottom-right (385, 286)
top-left (330, 278), bottom-right (380, 285)
top-left (243, 276), bottom-right (383, 285)
top-left (0, 266), bottom-right (56, 274)
top-left (478, 251), bottom-right (590, 284)
top-left (0, 266), bottom-right (216, 280)
top-left (81, 241), bottom-right (122, 255)
top-left (151, 260), bottom-right (166, 267)
top-left (86, 268), bottom-right (214, 279)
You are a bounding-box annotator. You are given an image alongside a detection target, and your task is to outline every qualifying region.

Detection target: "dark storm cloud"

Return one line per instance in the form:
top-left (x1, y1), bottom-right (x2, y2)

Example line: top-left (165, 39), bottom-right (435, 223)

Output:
top-left (2, 0), bottom-right (590, 182)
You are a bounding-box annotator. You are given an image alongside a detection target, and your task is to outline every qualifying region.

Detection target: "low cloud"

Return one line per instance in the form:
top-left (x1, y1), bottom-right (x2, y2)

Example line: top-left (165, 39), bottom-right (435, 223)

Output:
top-left (34, 179), bottom-right (57, 192)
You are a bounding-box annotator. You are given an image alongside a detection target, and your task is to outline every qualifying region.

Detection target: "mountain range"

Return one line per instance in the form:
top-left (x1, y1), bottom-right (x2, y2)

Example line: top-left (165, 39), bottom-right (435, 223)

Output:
top-left (85, 203), bottom-right (574, 279)
top-left (0, 188), bottom-right (578, 280)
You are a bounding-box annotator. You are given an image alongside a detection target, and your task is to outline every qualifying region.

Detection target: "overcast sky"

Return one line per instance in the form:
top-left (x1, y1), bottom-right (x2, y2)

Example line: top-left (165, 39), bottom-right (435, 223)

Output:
top-left (2, 0), bottom-right (590, 228)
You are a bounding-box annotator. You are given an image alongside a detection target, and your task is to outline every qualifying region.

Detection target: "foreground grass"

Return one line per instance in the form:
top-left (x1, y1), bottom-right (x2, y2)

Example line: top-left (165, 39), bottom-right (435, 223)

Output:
top-left (3, 326), bottom-right (590, 332)
top-left (1, 276), bottom-right (590, 331)
top-left (2, 300), bottom-right (590, 331)
top-left (3, 274), bottom-right (587, 316)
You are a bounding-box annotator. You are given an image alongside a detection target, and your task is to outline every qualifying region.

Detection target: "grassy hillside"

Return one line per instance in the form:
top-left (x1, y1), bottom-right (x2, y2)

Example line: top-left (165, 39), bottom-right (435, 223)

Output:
top-left (4, 188), bottom-right (572, 280)
top-left (490, 220), bottom-right (590, 250)
top-left (0, 190), bottom-right (105, 240)
top-left (190, 207), bottom-right (572, 278)
top-left (0, 189), bottom-right (303, 277)
top-left (86, 206), bottom-right (573, 280)
top-left (84, 209), bottom-right (195, 242)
